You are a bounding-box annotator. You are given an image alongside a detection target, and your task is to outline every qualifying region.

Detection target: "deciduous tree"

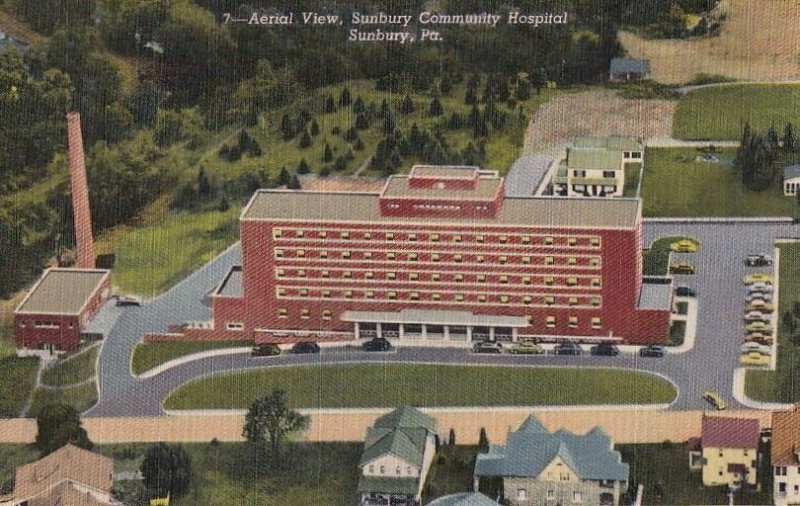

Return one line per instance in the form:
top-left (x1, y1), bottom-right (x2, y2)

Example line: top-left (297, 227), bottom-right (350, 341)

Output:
top-left (243, 389), bottom-right (309, 460)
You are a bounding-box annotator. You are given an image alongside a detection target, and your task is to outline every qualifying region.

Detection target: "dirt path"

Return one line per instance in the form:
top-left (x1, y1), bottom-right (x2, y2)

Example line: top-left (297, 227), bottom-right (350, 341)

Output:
top-left (523, 89), bottom-right (677, 156)
top-left (619, 0), bottom-right (800, 84)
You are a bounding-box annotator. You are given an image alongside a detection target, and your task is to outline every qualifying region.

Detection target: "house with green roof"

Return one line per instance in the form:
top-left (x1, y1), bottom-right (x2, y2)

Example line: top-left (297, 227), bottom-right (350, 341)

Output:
top-left (473, 415), bottom-right (628, 506)
top-left (358, 406), bottom-right (439, 506)
top-left (554, 136), bottom-right (642, 198)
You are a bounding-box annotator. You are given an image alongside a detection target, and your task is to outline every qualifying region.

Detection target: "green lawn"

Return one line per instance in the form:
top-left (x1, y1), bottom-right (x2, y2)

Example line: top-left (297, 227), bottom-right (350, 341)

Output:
top-left (422, 445), bottom-right (479, 502)
top-left (675, 302), bottom-right (689, 315)
top-left (670, 320), bottom-right (687, 346)
top-left (27, 381), bottom-right (98, 416)
top-left (618, 442), bottom-right (772, 505)
top-left (623, 162), bottom-right (642, 197)
top-left (113, 207), bottom-right (240, 296)
top-left (40, 345), bottom-right (99, 386)
top-left (641, 147), bottom-right (798, 217)
top-left (642, 236), bottom-right (695, 276)
top-left (164, 364), bottom-right (676, 410)
top-left (746, 242), bottom-right (800, 402)
top-left (0, 356), bottom-right (38, 418)
top-left (0, 444), bottom-right (39, 494)
top-left (131, 340), bottom-right (250, 375)
top-left (673, 84), bottom-right (800, 140)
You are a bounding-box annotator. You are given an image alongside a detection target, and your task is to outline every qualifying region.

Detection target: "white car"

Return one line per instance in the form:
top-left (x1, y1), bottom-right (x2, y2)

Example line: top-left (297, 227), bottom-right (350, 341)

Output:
top-left (745, 291), bottom-right (773, 303)
top-left (748, 282), bottom-right (773, 293)
top-left (744, 311), bottom-right (770, 322)
top-left (741, 342), bottom-right (771, 355)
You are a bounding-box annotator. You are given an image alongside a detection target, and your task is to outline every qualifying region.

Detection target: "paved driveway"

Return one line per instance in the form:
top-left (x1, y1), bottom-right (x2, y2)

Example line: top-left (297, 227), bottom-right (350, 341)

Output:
top-left (86, 221), bottom-right (800, 417)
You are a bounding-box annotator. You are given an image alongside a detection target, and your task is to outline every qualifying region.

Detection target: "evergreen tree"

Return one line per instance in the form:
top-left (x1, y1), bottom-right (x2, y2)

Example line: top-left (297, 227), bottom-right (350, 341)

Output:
top-left (323, 142), bottom-right (333, 162)
top-left (400, 94), bottom-right (415, 114)
top-left (468, 104), bottom-right (481, 128)
top-left (478, 427), bottom-right (489, 452)
top-left (465, 86), bottom-right (477, 105)
top-left (784, 123), bottom-right (796, 151)
top-left (277, 166), bottom-right (291, 186)
top-left (140, 443), bottom-right (192, 500)
top-left (297, 158), bottom-right (311, 174)
top-left (324, 95), bottom-right (336, 113)
top-left (298, 128), bottom-right (312, 148)
top-left (35, 404), bottom-right (93, 456)
top-left (440, 76), bottom-right (453, 95)
top-left (309, 119), bottom-right (320, 136)
top-left (448, 428), bottom-right (456, 446)
top-left (429, 97), bottom-right (443, 117)
top-left (352, 96), bottom-right (365, 115)
top-left (354, 138), bottom-right (365, 151)
top-left (287, 174), bottom-right (301, 189)
top-left (383, 112), bottom-right (396, 134)
top-left (355, 113), bottom-right (370, 130)
top-left (345, 126), bottom-right (359, 142)
top-left (320, 166), bottom-right (331, 177)
top-left (339, 87), bottom-right (352, 106)
top-left (379, 98), bottom-right (390, 119)
top-left (531, 68), bottom-right (547, 95)
top-left (448, 112), bottom-right (464, 129)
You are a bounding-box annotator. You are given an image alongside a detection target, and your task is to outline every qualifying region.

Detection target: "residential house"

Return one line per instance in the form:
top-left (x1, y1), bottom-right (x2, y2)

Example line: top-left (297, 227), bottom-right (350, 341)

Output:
top-left (473, 415), bottom-right (628, 506)
top-left (0, 444), bottom-right (117, 506)
top-left (358, 406), bottom-right (438, 506)
top-left (783, 165), bottom-right (800, 196)
top-left (772, 405), bottom-right (800, 505)
top-left (688, 415), bottom-right (759, 489)
top-left (562, 147), bottom-right (625, 197)
top-left (572, 136), bottom-right (643, 162)
top-left (0, 31), bottom-right (29, 53)
top-left (609, 58), bottom-right (650, 81)
top-left (428, 492), bottom-right (497, 505)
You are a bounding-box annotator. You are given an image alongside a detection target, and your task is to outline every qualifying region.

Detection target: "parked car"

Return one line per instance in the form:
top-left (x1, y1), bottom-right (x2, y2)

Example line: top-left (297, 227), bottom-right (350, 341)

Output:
top-left (744, 311), bottom-right (770, 323)
top-left (639, 345), bottom-right (666, 358)
top-left (745, 321), bottom-right (772, 333)
top-left (747, 282), bottom-right (773, 293)
top-left (743, 272), bottom-right (773, 284)
top-left (740, 352), bottom-right (770, 366)
top-left (675, 286), bottom-right (697, 297)
top-left (745, 332), bottom-right (774, 344)
top-left (670, 239), bottom-right (699, 253)
top-left (590, 344), bottom-right (620, 356)
top-left (472, 341), bottom-right (503, 354)
top-left (702, 390), bottom-right (727, 410)
top-left (669, 262), bottom-right (696, 275)
top-left (291, 341), bottom-right (321, 354)
top-left (251, 344), bottom-right (281, 357)
top-left (362, 338), bottom-right (392, 352)
top-left (115, 295), bottom-right (142, 306)
top-left (740, 342), bottom-right (771, 355)
top-left (745, 254), bottom-right (773, 267)
top-left (747, 300), bottom-right (775, 313)
top-left (509, 341), bottom-right (543, 355)
top-left (745, 291), bottom-right (773, 303)
top-left (553, 342), bottom-right (582, 355)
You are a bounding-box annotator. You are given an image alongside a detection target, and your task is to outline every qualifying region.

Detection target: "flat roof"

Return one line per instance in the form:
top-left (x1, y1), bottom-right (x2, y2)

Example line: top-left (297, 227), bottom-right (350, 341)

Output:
top-left (341, 309), bottom-right (529, 327)
top-left (15, 268), bottom-right (110, 315)
top-left (638, 279), bottom-right (672, 310)
top-left (573, 136), bottom-right (642, 152)
top-left (381, 175), bottom-right (501, 201)
top-left (410, 165), bottom-right (479, 179)
top-left (504, 155), bottom-right (554, 197)
top-left (242, 191), bottom-right (641, 229)
top-left (567, 148), bottom-right (623, 170)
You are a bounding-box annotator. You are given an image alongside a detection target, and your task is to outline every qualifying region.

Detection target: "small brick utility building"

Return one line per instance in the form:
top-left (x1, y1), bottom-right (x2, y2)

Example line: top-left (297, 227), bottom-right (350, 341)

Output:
top-left (14, 268), bottom-right (111, 352)
top-left (195, 165), bottom-right (671, 345)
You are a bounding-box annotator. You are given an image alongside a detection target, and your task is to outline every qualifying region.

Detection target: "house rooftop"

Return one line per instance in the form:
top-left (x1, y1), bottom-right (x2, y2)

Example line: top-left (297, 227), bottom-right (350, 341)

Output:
top-left (15, 269), bottom-right (110, 315)
top-left (772, 405), bottom-right (800, 466)
top-left (215, 266), bottom-right (243, 298)
top-left (381, 173), bottom-right (502, 201)
top-left (573, 136), bottom-right (642, 152)
top-left (638, 278), bottom-right (673, 310)
top-left (428, 492), bottom-right (498, 506)
top-left (241, 190), bottom-right (641, 229)
top-left (504, 155), bottom-right (554, 197)
top-left (783, 164), bottom-right (800, 180)
top-left (701, 415), bottom-right (760, 450)
top-left (567, 148), bottom-right (623, 170)
top-left (13, 445), bottom-right (113, 503)
top-left (610, 57), bottom-right (650, 75)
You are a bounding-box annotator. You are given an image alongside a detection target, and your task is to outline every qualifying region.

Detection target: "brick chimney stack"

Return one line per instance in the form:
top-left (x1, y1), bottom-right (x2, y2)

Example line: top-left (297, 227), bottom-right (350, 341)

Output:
top-left (66, 111), bottom-right (95, 268)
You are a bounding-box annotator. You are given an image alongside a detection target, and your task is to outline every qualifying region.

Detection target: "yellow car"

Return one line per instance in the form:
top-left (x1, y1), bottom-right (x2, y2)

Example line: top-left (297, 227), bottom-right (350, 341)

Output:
top-left (670, 239), bottom-right (699, 253)
top-left (702, 390), bottom-right (727, 410)
top-left (740, 352), bottom-right (770, 366)
top-left (746, 300), bottom-right (775, 313)
top-left (669, 262), bottom-right (696, 275)
top-left (743, 272), bottom-right (773, 284)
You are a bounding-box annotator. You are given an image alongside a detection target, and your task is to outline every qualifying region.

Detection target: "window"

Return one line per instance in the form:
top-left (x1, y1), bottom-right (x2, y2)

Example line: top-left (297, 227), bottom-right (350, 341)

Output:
top-left (410, 272), bottom-right (419, 281)
top-left (777, 467), bottom-right (788, 476)
top-left (590, 237), bottom-right (600, 246)
top-left (387, 252), bottom-right (396, 260)
top-left (319, 231), bottom-right (328, 239)
top-left (573, 169), bottom-right (586, 177)
top-left (432, 253), bottom-right (441, 262)
top-left (341, 231), bottom-right (350, 240)
top-left (278, 308), bottom-right (288, 318)
top-left (396, 467), bottom-right (401, 475)
top-left (522, 235), bottom-right (531, 244)
top-left (546, 316), bottom-right (556, 327)
top-left (388, 291), bottom-right (398, 300)
top-left (454, 254), bottom-right (463, 263)
top-left (567, 277), bottom-right (578, 286)
top-left (545, 256), bottom-right (555, 265)
top-left (500, 294), bottom-right (510, 303)
top-left (545, 276), bottom-right (555, 286)
top-left (296, 230), bottom-right (305, 238)
top-left (455, 274), bottom-right (465, 282)
top-left (522, 256), bottom-right (531, 264)
top-left (499, 235), bottom-right (508, 244)
top-left (409, 252), bottom-right (418, 261)
top-left (276, 249), bottom-right (285, 258)
top-left (568, 297), bottom-right (578, 306)
top-left (568, 316), bottom-right (578, 328)
top-left (407, 466), bottom-right (412, 475)
top-left (387, 272), bottom-right (397, 280)
top-left (590, 257), bottom-right (600, 266)
top-left (226, 322), bottom-right (244, 331)
top-left (603, 170), bottom-right (615, 178)
top-left (322, 310), bottom-right (332, 319)
top-left (432, 293), bottom-right (441, 301)
top-left (365, 291), bottom-right (375, 299)
top-left (453, 234), bottom-right (462, 243)
top-left (369, 465), bottom-right (374, 474)
top-left (344, 290), bottom-right (353, 299)
top-left (517, 489), bottom-right (527, 500)
top-left (365, 272), bottom-right (374, 279)
top-left (386, 232), bottom-right (395, 240)
top-left (478, 294), bottom-right (487, 302)
top-left (568, 257), bottom-right (577, 265)
top-left (568, 237), bottom-right (577, 246)
top-left (523, 296), bottom-right (532, 305)
top-left (499, 255), bottom-right (508, 264)
top-left (547, 490), bottom-right (554, 499)
top-left (476, 235), bottom-right (485, 243)
top-left (277, 287), bottom-right (286, 296)
top-left (573, 491), bottom-right (582, 503)
top-left (545, 296), bottom-right (555, 305)
top-left (342, 251), bottom-right (351, 259)
top-left (591, 278), bottom-right (601, 287)
top-left (410, 292), bottom-right (420, 300)
top-left (321, 270), bottom-right (330, 278)
top-left (500, 275), bottom-right (509, 284)
top-left (591, 297), bottom-right (601, 307)
top-left (276, 268), bottom-right (286, 278)
top-left (432, 273), bottom-right (441, 281)
top-left (273, 228), bottom-right (283, 238)
top-left (343, 270), bottom-right (353, 279)
top-left (544, 236), bottom-right (554, 245)
top-left (431, 233), bottom-right (440, 242)
top-left (297, 270), bottom-right (307, 278)
top-left (523, 276), bottom-right (532, 285)
top-left (321, 251), bottom-right (329, 259)
top-left (455, 294), bottom-right (465, 302)
top-left (380, 466), bottom-right (385, 475)
top-left (297, 249), bottom-right (306, 258)
top-left (322, 289), bottom-right (331, 298)
top-left (477, 255), bottom-right (485, 263)
top-left (300, 288), bottom-right (309, 297)
top-left (474, 274), bottom-right (484, 283)
top-left (408, 233), bottom-right (417, 241)
top-left (364, 251), bottom-right (373, 259)
top-left (364, 232), bottom-right (371, 240)
top-left (590, 317), bottom-right (601, 329)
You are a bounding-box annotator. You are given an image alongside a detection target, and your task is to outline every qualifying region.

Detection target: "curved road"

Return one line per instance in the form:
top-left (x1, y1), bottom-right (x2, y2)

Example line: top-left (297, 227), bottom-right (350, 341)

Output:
top-left (86, 220), bottom-right (800, 417)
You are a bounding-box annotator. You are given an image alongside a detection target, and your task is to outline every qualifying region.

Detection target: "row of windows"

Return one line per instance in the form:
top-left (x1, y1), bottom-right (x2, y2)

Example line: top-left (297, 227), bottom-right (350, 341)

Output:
top-left (273, 228), bottom-right (602, 247)
top-left (572, 169), bottom-right (617, 178)
top-left (276, 308), bottom-right (602, 328)
top-left (19, 321), bottom-right (66, 329)
top-left (275, 287), bottom-right (602, 307)
top-left (367, 464), bottom-right (414, 476)
top-left (275, 248), bottom-right (602, 267)
top-left (275, 269), bottom-right (602, 288)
